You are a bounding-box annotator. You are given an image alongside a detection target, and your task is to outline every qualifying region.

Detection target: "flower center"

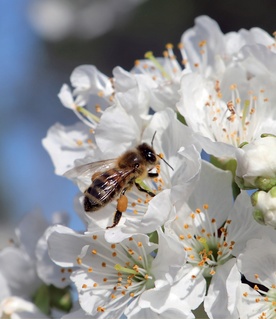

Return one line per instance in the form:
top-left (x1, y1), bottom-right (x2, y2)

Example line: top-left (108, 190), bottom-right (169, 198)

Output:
top-left (243, 275), bottom-right (276, 319)
top-left (204, 82), bottom-right (269, 147)
top-left (77, 236), bottom-right (155, 314)
top-left (174, 204), bottom-right (234, 277)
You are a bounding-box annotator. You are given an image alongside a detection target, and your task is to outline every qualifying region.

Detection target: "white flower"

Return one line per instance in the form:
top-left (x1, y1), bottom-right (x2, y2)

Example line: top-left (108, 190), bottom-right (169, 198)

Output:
top-left (179, 15), bottom-right (276, 77)
top-left (237, 237), bottom-right (276, 319)
top-left (236, 135), bottom-right (276, 191)
top-left (47, 225), bottom-right (195, 318)
top-left (0, 297), bottom-right (48, 319)
top-left (0, 210), bottom-right (71, 301)
top-left (67, 108), bottom-right (201, 242)
top-left (165, 161), bottom-right (269, 318)
top-left (251, 186), bottom-right (276, 228)
top-left (42, 122), bottom-right (97, 175)
top-left (177, 17), bottom-right (276, 158)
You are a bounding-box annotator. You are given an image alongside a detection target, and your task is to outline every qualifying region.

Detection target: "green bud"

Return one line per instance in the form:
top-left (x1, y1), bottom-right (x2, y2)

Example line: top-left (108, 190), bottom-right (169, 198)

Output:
top-left (251, 190), bottom-right (259, 207)
top-left (253, 209), bottom-right (265, 225)
top-left (254, 177), bottom-right (276, 192)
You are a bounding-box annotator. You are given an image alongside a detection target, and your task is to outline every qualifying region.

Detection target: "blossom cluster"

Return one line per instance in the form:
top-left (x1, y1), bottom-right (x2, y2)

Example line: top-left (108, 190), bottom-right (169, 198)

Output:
top-left (2, 16), bottom-right (276, 319)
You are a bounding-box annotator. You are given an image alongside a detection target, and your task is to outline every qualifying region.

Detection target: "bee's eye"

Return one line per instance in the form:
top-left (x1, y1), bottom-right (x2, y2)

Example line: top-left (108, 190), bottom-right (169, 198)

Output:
top-left (135, 163), bottom-right (140, 169)
top-left (146, 152), bottom-right (156, 163)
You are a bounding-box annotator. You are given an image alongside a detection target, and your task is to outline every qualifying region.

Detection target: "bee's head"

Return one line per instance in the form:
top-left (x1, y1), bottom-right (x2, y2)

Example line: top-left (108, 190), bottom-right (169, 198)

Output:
top-left (137, 143), bottom-right (158, 165)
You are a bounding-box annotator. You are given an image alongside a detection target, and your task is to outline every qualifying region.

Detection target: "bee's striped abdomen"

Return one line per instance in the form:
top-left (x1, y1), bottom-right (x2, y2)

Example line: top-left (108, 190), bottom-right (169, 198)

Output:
top-left (84, 169), bottom-right (125, 212)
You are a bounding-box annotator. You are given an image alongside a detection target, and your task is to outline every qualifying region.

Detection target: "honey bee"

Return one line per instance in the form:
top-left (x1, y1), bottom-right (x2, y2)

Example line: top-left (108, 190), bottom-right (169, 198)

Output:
top-left (64, 133), bottom-right (173, 229)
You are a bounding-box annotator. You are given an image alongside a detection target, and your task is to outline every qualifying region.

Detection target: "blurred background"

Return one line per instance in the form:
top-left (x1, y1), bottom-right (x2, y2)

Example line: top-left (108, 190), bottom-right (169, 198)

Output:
top-left (1, 0), bottom-right (276, 233)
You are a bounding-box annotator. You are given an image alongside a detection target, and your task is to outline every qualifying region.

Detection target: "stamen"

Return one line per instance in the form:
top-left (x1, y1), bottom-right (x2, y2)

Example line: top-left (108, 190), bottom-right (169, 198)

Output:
top-left (144, 51), bottom-right (170, 80)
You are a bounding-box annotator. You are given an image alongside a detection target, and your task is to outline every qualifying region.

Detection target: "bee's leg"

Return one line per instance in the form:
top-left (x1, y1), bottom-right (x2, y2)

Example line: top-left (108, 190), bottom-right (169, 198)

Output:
top-left (148, 172), bottom-right (159, 178)
top-left (106, 191), bottom-right (128, 229)
top-left (135, 182), bottom-right (155, 197)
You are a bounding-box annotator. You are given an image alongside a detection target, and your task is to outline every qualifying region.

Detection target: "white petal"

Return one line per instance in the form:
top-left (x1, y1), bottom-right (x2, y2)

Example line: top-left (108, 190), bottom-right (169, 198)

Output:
top-left (47, 225), bottom-right (92, 268)
top-left (204, 259), bottom-right (240, 319)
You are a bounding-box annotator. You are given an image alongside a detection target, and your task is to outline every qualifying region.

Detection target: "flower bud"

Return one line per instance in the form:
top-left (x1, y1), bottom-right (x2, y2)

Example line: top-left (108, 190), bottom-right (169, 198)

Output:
top-left (251, 186), bottom-right (276, 228)
top-left (235, 136), bottom-right (276, 191)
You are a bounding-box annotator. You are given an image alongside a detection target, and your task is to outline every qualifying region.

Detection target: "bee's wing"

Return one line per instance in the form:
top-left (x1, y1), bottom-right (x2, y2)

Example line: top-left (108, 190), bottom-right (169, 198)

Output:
top-left (63, 159), bottom-right (116, 192)
top-left (90, 168), bottom-right (134, 203)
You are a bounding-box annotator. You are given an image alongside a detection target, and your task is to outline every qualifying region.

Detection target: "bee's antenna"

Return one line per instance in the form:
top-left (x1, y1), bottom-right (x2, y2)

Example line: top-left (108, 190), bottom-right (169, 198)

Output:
top-left (158, 154), bottom-right (174, 171)
top-left (151, 131), bottom-right (157, 148)
top-left (151, 131), bottom-right (174, 171)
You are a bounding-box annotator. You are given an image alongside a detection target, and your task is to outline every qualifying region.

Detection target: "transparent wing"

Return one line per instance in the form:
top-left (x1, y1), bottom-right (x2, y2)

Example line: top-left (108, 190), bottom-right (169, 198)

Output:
top-left (63, 158), bottom-right (116, 192)
top-left (87, 168), bottom-right (134, 204)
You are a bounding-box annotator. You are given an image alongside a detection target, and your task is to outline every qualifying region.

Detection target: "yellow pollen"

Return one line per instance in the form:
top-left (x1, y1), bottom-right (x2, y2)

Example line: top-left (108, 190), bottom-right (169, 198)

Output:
top-left (133, 265), bottom-right (139, 272)
top-left (112, 252), bottom-right (117, 257)
top-left (254, 285), bottom-right (259, 291)
top-left (128, 249), bottom-right (134, 255)
top-left (190, 213), bottom-right (195, 219)
top-left (92, 249), bottom-right (97, 255)
top-left (179, 234), bottom-right (184, 240)
top-left (134, 60), bottom-right (140, 66)
top-left (255, 274), bottom-right (259, 279)
top-left (111, 244), bottom-right (116, 249)
top-left (194, 63), bottom-right (199, 68)
top-left (97, 91), bottom-right (104, 97)
top-left (103, 278), bottom-right (108, 282)
top-left (82, 284), bottom-right (88, 289)
top-left (187, 234), bottom-right (192, 239)
top-left (102, 262), bottom-right (106, 268)
top-left (111, 294), bottom-right (116, 299)
top-left (137, 242), bottom-right (142, 247)
top-left (97, 306), bottom-right (105, 312)
top-left (76, 257), bottom-right (82, 265)
top-left (144, 274), bottom-right (149, 280)
top-left (199, 40), bottom-right (207, 47)
top-left (76, 140), bottom-right (83, 146)
top-left (133, 209), bottom-right (138, 215)
top-left (203, 204), bottom-right (209, 209)
top-left (138, 256), bottom-right (142, 260)
top-left (210, 269), bottom-right (216, 275)
top-left (195, 208), bottom-right (201, 213)
top-left (95, 104), bottom-right (102, 112)
top-left (166, 43), bottom-right (174, 49)
top-left (93, 283), bottom-right (98, 287)
top-left (163, 51), bottom-right (169, 58)
top-left (243, 292), bottom-right (248, 297)
top-left (88, 267), bottom-right (93, 272)
top-left (129, 237), bottom-right (133, 241)
top-left (230, 84), bottom-right (237, 90)
top-left (255, 298), bottom-right (260, 303)
top-left (184, 224), bottom-right (189, 229)
top-left (272, 284), bottom-right (276, 289)
top-left (92, 235), bottom-right (98, 240)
